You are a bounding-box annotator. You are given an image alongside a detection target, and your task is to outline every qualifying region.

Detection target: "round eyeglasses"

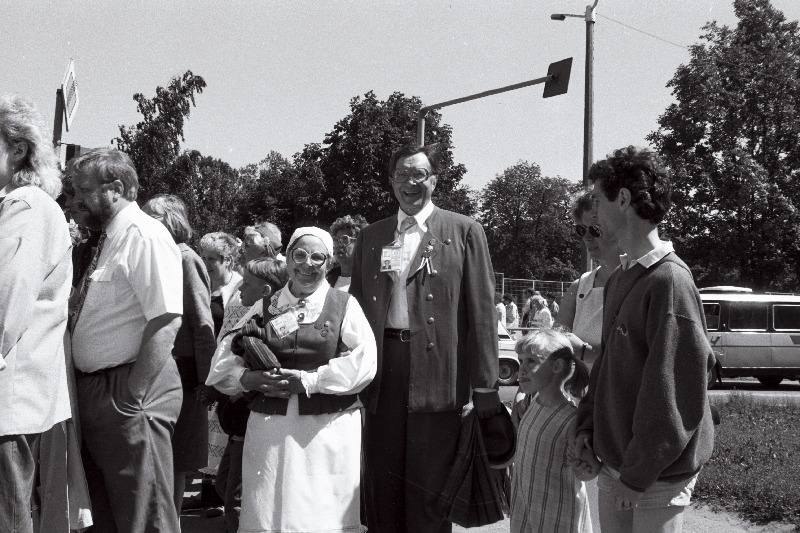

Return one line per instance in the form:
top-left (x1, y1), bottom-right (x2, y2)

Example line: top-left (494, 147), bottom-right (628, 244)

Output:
top-left (391, 169), bottom-right (434, 184)
top-left (334, 234), bottom-right (358, 246)
top-left (290, 248), bottom-right (328, 266)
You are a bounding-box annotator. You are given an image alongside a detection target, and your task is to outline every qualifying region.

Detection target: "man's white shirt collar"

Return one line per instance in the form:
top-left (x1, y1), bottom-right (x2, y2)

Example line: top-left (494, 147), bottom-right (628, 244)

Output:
top-left (620, 240), bottom-right (674, 270)
top-left (104, 201), bottom-right (139, 239)
top-left (397, 201), bottom-right (435, 233)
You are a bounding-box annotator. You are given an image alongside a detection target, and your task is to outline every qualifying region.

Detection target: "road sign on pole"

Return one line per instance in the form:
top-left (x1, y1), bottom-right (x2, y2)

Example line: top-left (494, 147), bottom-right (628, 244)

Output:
top-left (416, 58), bottom-right (573, 146)
top-left (61, 59), bottom-right (79, 132)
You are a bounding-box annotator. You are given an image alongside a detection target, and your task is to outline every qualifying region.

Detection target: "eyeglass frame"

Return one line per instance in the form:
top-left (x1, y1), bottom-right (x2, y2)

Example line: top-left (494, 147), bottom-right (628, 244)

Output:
top-left (334, 234), bottom-right (358, 246)
top-left (573, 224), bottom-right (602, 238)
top-left (390, 168), bottom-right (435, 185)
top-left (290, 247), bottom-right (329, 266)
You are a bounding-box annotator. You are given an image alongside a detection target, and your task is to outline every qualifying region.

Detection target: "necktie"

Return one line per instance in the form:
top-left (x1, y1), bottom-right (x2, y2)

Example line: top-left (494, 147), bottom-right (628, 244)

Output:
top-left (69, 231), bottom-right (107, 333)
top-left (399, 216), bottom-right (417, 234)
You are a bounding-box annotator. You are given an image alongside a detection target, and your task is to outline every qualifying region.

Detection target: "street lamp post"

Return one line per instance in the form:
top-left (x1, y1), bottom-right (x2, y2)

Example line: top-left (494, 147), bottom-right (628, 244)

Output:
top-left (552, 0), bottom-right (598, 273)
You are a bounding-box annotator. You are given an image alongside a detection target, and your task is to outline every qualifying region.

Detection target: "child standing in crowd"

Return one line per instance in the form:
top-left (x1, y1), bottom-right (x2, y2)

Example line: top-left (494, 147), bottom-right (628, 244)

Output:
top-left (511, 329), bottom-right (597, 533)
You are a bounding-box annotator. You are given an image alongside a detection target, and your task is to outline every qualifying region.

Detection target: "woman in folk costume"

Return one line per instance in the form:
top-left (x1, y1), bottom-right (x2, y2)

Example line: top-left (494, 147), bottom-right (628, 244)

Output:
top-left (207, 226), bottom-right (377, 533)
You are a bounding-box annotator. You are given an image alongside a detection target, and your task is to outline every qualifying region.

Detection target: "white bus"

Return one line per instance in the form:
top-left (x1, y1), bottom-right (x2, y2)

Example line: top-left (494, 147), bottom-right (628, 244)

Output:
top-left (701, 288), bottom-right (800, 387)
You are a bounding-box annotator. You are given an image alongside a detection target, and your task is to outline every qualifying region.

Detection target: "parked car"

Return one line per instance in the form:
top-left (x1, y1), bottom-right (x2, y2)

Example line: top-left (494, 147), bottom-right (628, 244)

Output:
top-left (701, 288), bottom-right (800, 387)
top-left (498, 323), bottom-right (520, 386)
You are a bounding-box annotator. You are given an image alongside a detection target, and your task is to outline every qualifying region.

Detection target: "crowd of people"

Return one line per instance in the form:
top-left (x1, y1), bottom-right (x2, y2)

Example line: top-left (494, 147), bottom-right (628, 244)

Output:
top-left (2, 90), bottom-right (716, 533)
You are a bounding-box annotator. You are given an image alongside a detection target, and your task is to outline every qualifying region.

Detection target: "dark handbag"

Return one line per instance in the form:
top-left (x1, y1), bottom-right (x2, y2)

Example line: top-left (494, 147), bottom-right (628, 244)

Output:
top-left (216, 395), bottom-right (250, 437)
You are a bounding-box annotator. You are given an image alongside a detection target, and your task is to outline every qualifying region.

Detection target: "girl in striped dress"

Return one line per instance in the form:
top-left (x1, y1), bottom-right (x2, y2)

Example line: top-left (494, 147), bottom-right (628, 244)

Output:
top-left (511, 329), bottom-right (596, 533)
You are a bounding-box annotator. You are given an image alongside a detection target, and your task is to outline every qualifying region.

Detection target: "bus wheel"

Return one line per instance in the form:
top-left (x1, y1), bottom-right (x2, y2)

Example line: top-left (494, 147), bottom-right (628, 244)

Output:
top-left (757, 376), bottom-right (783, 387)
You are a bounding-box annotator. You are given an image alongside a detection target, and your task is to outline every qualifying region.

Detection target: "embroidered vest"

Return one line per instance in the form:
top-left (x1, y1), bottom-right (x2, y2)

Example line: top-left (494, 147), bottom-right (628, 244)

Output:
top-left (248, 288), bottom-right (360, 416)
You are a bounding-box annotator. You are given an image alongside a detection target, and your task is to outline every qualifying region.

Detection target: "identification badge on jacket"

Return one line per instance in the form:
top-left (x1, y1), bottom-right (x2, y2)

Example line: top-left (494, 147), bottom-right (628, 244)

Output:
top-left (270, 313), bottom-right (299, 338)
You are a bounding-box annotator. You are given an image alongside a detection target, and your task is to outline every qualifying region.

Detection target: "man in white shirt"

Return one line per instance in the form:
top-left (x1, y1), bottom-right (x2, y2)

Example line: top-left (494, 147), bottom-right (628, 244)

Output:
top-left (0, 94), bottom-right (72, 533)
top-left (68, 148), bottom-right (184, 533)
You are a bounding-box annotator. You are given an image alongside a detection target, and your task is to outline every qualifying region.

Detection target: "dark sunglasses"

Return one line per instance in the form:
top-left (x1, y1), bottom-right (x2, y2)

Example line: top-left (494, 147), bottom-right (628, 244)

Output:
top-left (574, 224), bottom-right (601, 238)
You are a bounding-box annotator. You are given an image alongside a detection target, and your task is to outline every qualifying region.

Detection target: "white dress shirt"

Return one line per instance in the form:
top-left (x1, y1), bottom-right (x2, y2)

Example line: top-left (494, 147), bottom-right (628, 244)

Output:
top-left (385, 201), bottom-right (435, 329)
top-left (206, 282), bottom-right (377, 397)
top-left (71, 202), bottom-right (183, 373)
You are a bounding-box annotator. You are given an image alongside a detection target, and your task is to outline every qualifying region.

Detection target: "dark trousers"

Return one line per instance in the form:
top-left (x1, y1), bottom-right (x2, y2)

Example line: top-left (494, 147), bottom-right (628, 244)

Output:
top-left (215, 437), bottom-right (243, 533)
top-left (364, 338), bottom-right (462, 533)
top-left (77, 361), bottom-right (182, 533)
top-left (0, 433), bottom-right (39, 533)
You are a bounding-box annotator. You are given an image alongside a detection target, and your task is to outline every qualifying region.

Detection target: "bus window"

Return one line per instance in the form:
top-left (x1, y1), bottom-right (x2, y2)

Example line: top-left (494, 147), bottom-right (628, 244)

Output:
top-left (703, 303), bottom-right (720, 331)
top-left (729, 302), bottom-right (769, 331)
top-left (774, 305), bottom-right (800, 331)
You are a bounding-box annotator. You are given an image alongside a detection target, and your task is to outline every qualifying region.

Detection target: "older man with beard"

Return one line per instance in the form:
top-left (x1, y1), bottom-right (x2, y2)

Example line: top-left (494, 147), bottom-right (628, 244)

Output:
top-left (68, 148), bottom-right (184, 533)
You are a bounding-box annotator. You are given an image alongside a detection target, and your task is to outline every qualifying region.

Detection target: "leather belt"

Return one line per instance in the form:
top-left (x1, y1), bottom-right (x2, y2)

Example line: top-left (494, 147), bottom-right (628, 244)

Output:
top-left (75, 362), bottom-right (133, 378)
top-left (384, 328), bottom-right (411, 342)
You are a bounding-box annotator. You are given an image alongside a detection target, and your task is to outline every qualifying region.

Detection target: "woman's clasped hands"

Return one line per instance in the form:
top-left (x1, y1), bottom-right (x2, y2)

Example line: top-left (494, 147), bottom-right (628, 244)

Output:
top-left (240, 368), bottom-right (307, 398)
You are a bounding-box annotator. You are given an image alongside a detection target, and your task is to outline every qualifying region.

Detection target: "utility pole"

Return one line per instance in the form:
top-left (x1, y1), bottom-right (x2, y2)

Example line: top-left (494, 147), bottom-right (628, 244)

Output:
top-left (552, 0), bottom-right (598, 273)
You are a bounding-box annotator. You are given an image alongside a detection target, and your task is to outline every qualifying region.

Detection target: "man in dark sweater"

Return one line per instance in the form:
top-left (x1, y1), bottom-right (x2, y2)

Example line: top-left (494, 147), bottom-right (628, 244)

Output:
top-left (573, 146), bottom-right (716, 532)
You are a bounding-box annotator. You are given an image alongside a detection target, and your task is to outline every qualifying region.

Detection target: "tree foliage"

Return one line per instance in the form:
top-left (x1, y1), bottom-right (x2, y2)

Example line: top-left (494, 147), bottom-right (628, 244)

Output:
top-left (165, 150), bottom-right (244, 240)
top-left (649, 0), bottom-right (800, 290)
top-left (480, 161), bottom-right (582, 280)
top-left (114, 71), bottom-right (207, 200)
top-left (292, 91), bottom-right (476, 228)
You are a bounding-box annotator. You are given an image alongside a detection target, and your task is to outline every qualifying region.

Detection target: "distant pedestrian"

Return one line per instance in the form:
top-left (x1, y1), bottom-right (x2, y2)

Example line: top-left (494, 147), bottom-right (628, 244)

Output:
top-left (547, 293), bottom-right (560, 318)
top-left (521, 288), bottom-right (535, 327)
top-left (495, 291), bottom-right (507, 326)
top-left (503, 293), bottom-right (519, 329)
top-left (531, 296), bottom-right (553, 329)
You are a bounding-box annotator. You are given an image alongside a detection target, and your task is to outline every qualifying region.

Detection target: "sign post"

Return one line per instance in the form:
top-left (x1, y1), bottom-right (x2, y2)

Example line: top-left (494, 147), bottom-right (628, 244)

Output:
top-left (53, 59), bottom-right (79, 150)
top-left (416, 58), bottom-right (572, 146)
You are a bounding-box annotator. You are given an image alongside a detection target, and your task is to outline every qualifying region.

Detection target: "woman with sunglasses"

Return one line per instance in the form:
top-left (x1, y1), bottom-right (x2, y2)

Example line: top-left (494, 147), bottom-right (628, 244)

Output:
top-left (327, 214), bottom-right (369, 291)
top-left (555, 191), bottom-right (623, 371)
top-left (206, 226), bottom-right (377, 533)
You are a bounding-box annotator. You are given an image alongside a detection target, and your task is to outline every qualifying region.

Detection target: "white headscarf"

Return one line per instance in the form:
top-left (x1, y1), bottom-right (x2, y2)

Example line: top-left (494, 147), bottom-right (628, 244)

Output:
top-left (287, 226), bottom-right (334, 257)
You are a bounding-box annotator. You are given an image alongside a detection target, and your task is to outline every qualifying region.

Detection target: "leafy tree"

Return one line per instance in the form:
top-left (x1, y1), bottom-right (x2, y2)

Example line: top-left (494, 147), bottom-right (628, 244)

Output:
top-left (114, 71), bottom-right (207, 200)
top-left (649, 0), bottom-right (800, 290)
top-left (293, 91), bottom-right (476, 227)
top-left (480, 161), bottom-right (582, 280)
top-left (165, 150), bottom-right (244, 240)
top-left (238, 150), bottom-right (317, 238)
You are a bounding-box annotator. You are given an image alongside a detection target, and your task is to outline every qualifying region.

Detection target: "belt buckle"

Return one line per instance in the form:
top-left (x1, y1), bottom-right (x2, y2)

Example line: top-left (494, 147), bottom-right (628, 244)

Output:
top-left (400, 329), bottom-right (411, 342)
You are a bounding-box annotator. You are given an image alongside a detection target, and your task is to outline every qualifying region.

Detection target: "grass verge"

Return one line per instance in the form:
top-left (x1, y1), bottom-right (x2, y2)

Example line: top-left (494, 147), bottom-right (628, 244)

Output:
top-left (695, 393), bottom-right (800, 528)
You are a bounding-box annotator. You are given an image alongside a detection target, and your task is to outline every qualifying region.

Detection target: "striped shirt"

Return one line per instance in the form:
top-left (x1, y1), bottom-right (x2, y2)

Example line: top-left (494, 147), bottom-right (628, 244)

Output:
top-left (511, 399), bottom-right (591, 533)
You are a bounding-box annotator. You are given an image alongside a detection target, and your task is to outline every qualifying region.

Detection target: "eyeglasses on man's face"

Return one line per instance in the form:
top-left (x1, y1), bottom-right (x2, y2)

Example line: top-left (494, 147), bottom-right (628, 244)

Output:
top-left (574, 224), bottom-right (602, 238)
top-left (391, 169), bottom-right (434, 184)
top-left (290, 248), bottom-right (328, 267)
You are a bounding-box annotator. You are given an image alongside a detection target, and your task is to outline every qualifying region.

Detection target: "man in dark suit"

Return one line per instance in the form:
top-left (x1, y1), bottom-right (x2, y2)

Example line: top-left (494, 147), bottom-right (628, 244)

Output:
top-left (351, 144), bottom-right (501, 533)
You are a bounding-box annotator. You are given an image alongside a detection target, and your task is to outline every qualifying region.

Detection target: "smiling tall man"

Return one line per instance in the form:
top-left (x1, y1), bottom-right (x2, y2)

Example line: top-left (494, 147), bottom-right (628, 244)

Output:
top-left (351, 144), bottom-right (501, 532)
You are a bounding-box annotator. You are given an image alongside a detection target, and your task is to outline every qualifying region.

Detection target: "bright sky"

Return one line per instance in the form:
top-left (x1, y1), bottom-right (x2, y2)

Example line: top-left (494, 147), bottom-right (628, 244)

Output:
top-left (3, 0), bottom-right (799, 191)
